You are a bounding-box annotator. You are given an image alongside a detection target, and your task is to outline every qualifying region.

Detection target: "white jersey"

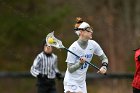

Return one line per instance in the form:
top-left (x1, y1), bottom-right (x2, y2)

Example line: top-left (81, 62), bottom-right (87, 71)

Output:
top-left (64, 40), bottom-right (104, 85)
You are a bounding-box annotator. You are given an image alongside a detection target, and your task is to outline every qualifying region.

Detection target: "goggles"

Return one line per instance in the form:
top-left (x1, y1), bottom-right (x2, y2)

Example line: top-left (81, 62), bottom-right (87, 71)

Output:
top-left (74, 27), bottom-right (93, 33)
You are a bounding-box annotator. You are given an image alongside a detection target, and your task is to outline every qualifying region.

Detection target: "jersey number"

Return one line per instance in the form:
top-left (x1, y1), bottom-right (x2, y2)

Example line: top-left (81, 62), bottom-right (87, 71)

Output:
top-left (81, 63), bottom-right (88, 69)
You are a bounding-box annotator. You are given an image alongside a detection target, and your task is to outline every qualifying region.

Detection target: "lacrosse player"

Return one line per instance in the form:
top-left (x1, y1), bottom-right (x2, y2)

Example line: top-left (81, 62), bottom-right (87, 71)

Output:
top-left (30, 39), bottom-right (63, 93)
top-left (63, 17), bottom-right (108, 93)
top-left (132, 47), bottom-right (140, 93)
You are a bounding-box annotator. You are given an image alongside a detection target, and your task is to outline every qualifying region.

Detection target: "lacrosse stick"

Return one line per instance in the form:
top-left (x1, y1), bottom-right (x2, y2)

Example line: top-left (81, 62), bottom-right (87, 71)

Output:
top-left (46, 31), bottom-right (100, 70)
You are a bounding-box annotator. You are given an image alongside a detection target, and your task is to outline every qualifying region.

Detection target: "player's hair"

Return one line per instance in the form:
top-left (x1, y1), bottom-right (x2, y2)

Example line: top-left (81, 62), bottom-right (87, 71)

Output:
top-left (74, 17), bottom-right (83, 28)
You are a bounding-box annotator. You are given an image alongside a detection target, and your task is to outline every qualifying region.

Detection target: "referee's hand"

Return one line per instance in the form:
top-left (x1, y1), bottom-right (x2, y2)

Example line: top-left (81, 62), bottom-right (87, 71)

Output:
top-left (37, 74), bottom-right (42, 78)
top-left (56, 72), bottom-right (63, 80)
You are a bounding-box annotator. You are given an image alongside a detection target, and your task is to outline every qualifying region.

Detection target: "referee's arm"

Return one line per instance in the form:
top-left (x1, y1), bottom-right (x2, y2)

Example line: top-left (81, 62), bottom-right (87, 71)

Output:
top-left (54, 56), bottom-right (60, 73)
top-left (30, 56), bottom-right (41, 77)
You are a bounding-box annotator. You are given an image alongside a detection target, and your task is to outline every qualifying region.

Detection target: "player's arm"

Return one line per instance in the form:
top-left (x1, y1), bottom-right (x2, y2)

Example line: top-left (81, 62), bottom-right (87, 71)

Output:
top-left (97, 53), bottom-right (108, 74)
top-left (93, 41), bottom-right (108, 74)
top-left (99, 53), bottom-right (108, 68)
top-left (67, 57), bottom-right (86, 73)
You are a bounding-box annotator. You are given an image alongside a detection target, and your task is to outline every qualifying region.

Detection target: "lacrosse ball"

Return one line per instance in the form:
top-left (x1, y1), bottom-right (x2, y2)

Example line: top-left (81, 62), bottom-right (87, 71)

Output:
top-left (48, 37), bottom-right (54, 44)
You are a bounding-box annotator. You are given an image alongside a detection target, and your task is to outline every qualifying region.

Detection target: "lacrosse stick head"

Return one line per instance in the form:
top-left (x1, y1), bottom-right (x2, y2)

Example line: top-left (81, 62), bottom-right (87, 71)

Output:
top-left (46, 31), bottom-right (65, 49)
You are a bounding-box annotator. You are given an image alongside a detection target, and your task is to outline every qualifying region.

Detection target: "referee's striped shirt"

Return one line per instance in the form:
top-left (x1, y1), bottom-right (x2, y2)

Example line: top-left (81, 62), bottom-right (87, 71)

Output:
top-left (30, 52), bottom-right (60, 79)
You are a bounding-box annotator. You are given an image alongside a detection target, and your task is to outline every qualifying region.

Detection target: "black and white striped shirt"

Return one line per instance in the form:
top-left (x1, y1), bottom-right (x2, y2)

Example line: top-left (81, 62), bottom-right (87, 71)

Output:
top-left (30, 52), bottom-right (60, 79)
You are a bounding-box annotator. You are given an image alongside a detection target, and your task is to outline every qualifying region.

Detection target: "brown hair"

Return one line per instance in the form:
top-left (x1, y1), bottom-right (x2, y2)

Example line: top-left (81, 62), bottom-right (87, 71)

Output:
top-left (74, 17), bottom-right (83, 28)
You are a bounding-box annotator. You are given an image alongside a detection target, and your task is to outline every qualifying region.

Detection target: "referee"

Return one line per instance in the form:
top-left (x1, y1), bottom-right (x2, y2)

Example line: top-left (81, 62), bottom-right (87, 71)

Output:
top-left (30, 39), bottom-right (63, 93)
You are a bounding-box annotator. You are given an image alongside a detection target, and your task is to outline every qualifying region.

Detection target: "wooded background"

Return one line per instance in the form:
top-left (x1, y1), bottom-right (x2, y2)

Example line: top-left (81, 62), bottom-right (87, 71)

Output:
top-left (0, 0), bottom-right (140, 93)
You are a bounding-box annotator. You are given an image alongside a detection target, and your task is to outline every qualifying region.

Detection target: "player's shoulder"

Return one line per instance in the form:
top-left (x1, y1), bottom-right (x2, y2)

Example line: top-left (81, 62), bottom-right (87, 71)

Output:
top-left (69, 41), bottom-right (78, 48)
top-left (68, 41), bottom-right (78, 51)
top-left (88, 40), bottom-right (99, 45)
top-left (71, 41), bottom-right (78, 45)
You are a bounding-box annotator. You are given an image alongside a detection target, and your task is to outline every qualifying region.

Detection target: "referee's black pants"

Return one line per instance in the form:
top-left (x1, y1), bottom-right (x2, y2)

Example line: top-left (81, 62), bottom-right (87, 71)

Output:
top-left (133, 87), bottom-right (140, 93)
top-left (37, 76), bottom-right (57, 93)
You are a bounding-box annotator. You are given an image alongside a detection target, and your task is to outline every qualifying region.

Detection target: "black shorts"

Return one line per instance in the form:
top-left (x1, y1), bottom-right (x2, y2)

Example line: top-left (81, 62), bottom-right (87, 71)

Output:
top-left (37, 76), bottom-right (57, 93)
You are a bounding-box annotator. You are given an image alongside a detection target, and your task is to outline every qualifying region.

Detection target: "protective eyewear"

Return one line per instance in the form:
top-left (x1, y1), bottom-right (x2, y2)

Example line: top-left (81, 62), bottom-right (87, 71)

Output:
top-left (74, 27), bottom-right (93, 33)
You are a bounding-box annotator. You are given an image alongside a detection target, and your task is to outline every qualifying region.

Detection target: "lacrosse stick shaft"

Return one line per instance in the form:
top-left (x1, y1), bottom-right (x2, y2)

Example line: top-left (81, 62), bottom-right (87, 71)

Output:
top-left (64, 47), bottom-right (100, 70)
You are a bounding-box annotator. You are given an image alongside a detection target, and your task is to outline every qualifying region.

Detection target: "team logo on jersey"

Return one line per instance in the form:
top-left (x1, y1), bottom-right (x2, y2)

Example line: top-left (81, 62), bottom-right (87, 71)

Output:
top-left (71, 85), bottom-right (77, 90)
top-left (81, 62), bottom-right (88, 69)
top-left (85, 54), bottom-right (92, 58)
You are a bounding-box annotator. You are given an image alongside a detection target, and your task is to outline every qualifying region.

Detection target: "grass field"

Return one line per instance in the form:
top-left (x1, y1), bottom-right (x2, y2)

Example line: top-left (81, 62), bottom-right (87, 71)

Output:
top-left (0, 78), bottom-right (133, 93)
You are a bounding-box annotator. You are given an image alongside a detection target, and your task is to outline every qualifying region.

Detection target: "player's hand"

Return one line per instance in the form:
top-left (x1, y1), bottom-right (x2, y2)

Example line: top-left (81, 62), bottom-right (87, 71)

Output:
top-left (97, 66), bottom-right (107, 74)
top-left (79, 57), bottom-right (86, 64)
